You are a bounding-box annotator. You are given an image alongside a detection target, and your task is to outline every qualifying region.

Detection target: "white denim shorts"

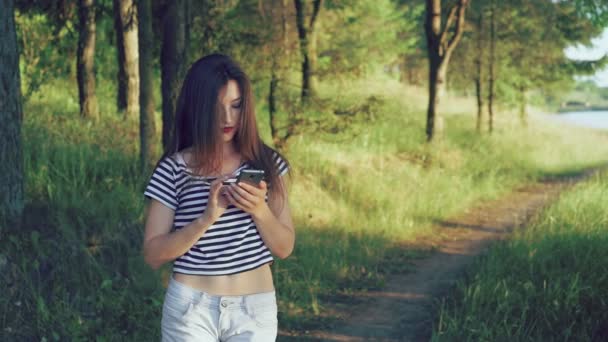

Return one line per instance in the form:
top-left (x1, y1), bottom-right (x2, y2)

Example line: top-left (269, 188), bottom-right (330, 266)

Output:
top-left (161, 273), bottom-right (278, 341)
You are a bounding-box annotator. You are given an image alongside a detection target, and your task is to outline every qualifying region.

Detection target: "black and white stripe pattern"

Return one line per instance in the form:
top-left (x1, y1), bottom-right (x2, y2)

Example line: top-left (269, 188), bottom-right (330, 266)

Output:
top-left (143, 150), bottom-right (289, 275)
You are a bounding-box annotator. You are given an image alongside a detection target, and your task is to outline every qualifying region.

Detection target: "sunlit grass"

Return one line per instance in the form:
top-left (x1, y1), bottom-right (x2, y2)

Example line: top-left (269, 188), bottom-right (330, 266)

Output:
top-left (3, 72), bottom-right (608, 339)
top-left (432, 171), bottom-right (608, 341)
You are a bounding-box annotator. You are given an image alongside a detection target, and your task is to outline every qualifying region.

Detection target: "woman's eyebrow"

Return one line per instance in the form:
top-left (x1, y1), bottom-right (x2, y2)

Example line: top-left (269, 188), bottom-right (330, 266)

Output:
top-left (231, 97), bottom-right (242, 103)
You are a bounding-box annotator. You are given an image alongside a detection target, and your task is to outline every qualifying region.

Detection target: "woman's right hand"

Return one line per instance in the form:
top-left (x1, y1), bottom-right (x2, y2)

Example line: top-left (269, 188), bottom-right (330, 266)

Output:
top-left (202, 176), bottom-right (230, 223)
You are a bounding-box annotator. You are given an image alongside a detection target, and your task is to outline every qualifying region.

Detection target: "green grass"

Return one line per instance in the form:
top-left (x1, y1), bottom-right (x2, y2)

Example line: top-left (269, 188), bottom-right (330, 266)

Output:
top-left (2, 72), bottom-right (608, 340)
top-left (432, 171), bottom-right (608, 341)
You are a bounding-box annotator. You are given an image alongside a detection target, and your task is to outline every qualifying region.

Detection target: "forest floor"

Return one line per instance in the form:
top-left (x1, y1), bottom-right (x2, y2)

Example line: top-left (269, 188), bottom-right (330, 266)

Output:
top-left (277, 165), bottom-right (606, 342)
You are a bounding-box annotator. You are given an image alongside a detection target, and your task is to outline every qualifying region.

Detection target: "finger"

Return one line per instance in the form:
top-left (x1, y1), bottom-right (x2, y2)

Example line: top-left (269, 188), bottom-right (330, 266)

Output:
top-left (224, 189), bottom-right (246, 211)
top-left (228, 185), bottom-right (256, 208)
top-left (218, 193), bottom-right (230, 208)
top-left (259, 180), bottom-right (268, 190)
top-left (213, 175), bottom-right (230, 186)
top-left (237, 181), bottom-right (266, 196)
top-left (231, 183), bottom-right (259, 202)
top-left (211, 176), bottom-right (229, 194)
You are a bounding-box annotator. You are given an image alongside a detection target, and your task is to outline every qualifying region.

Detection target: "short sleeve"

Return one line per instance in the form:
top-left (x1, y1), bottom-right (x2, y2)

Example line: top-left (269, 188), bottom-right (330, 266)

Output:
top-left (272, 151), bottom-right (289, 177)
top-left (143, 157), bottom-right (178, 210)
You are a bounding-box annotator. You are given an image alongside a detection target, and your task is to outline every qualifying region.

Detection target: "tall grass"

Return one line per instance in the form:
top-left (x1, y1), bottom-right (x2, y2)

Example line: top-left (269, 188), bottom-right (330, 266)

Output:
top-left (2, 73), bottom-right (608, 339)
top-left (432, 171), bottom-right (608, 341)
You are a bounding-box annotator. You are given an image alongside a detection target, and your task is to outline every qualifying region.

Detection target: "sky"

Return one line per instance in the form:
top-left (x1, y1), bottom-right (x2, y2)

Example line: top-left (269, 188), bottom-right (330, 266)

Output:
top-left (564, 27), bottom-right (608, 87)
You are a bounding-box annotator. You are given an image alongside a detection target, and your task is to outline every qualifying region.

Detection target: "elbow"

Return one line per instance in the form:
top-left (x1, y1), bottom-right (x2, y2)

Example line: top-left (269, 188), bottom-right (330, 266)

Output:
top-left (146, 258), bottom-right (162, 271)
top-left (275, 230), bottom-right (295, 259)
top-left (143, 244), bottom-right (163, 270)
top-left (143, 253), bottom-right (161, 270)
top-left (275, 243), bottom-right (294, 260)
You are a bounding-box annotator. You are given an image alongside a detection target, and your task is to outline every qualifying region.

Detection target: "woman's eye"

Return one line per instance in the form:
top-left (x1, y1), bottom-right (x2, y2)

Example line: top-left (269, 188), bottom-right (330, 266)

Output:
top-left (232, 103), bottom-right (242, 109)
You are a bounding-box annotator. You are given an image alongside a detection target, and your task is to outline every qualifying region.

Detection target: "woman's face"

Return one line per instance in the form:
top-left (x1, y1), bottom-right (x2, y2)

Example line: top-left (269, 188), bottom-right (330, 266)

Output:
top-left (218, 79), bottom-right (242, 144)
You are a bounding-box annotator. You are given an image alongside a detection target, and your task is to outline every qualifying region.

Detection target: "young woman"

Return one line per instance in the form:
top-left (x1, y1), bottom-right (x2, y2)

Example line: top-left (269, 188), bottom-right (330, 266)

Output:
top-left (142, 53), bottom-right (295, 341)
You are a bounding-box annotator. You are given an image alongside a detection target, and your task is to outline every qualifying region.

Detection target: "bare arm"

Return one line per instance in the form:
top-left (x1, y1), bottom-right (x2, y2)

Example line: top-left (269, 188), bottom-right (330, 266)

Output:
top-left (226, 176), bottom-right (295, 259)
top-left (142, 176), bottom-right (229, 270)
top-left (252, 200), bottom-right (295, 259)
top-left (142, 199), bottom-right (214, 270)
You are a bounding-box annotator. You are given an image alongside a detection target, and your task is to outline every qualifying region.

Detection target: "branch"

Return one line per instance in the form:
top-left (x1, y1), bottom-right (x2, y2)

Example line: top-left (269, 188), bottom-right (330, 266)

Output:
top-left (309, 0), bottom-right (323, 29)
top-left (439, 2), bottom-right (459, 49)
top-left (294, 0), bottom-right (306, 40)
top-left (445, 0), bottom-right (469, 57)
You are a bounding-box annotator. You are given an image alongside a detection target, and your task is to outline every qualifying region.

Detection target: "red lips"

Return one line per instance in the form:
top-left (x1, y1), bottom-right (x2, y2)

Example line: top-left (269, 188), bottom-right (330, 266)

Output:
top-left (223, 127), bottom-right (234, 133)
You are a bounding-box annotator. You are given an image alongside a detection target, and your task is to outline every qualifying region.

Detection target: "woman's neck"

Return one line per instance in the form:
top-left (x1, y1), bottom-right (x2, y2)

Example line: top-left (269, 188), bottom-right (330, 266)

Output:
top-left (223, 143), bottom-right (238, 159)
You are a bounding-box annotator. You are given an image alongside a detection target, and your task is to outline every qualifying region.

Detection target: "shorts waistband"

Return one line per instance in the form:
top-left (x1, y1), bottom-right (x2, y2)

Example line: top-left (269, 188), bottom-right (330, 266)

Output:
top-left (166, 273), bottom-right (276, 308)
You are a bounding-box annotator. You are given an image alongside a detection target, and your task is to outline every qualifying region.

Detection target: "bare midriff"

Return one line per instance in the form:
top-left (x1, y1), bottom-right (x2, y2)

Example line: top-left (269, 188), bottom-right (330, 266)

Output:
top-left (173, 263), bottom-right (275, 296)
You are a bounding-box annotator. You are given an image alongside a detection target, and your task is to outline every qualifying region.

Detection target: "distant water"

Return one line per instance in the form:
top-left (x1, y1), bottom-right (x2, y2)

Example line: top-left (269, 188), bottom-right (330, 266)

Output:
top-left (552, 111), bottom-right (608, 130)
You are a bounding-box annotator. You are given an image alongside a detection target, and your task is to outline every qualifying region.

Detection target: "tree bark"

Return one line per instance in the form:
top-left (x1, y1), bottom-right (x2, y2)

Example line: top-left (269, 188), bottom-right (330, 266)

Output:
top-left (309, 22), bottom-right (319, 94)
top-left (268, 0), bottom-right (295, 150)
top-left (161, 0), bottom-right (187, 152)
top-left (424, 0), bottom-right (469, 142)
top-left (0, 0), bottom-right (24, 230)
top-left (77, 0), bottom-right (99, 119)
top-left (269, 64), bottom-right (279, 146)
top-left (113, 0), bottom-right (140, 118)
top-left (487, 0), bottom-right (496, 134)
top-left (474, 9), bottom-right (484, 133)
top-left (138, 0), bottom-right (156, 173)
top-left (519, 84), bottom-right (527, 127)
top-left (294, 0), bottom-right (322, 105)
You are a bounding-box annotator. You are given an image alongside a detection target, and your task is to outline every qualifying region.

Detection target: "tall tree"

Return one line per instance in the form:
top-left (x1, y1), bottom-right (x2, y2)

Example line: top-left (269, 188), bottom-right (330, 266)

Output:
top-left (267, 0), bottom-right (285, 147)
top-left (77, 0), bottom-right (99, 119)
top-left (294, 0), bottom-right (323, 104)
top-left (424, 0), bottom-right (469, 142)
top-left (160, 0), bottom-right (188, 152)
top-left (0, 0), bottom-right (24, 230)
top-left (113, 0), bottom-right (140, 118)
top-left (138, 0), bottom-right (156, 172)
top-left (473, 5), bottom-right (485, 132)
top-left (260, 0), bottom-right (296, 149)
top-left (487, 0), bottom-right (495, 133)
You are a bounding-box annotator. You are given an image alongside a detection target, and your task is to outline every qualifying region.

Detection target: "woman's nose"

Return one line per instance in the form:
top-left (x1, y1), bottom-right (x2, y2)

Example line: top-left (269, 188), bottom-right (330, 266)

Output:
top-left (223, 106), bottom-right (235, 123)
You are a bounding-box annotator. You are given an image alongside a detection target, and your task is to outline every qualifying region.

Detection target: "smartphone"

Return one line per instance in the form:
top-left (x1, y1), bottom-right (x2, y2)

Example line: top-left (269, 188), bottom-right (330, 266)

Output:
top-left (222, 178), bottom-right (237, 185)
top-left (236, 169), bottom-right (265, 186)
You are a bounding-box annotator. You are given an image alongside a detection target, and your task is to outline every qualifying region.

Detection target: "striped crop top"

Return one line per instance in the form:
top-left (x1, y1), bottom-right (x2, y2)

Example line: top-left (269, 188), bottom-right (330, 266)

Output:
top-left (143, 150), bottom-right (289, 276)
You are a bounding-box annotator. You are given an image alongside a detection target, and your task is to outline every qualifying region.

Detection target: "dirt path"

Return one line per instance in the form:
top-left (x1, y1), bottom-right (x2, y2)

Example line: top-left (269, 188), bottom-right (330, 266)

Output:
top-left (278, 167), bottom-right (604, 342)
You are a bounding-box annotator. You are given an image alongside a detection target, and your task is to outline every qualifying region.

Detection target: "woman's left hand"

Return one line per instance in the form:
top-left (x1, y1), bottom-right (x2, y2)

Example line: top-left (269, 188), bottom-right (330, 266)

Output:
top-left (225, 180), bottom-right (269, 218)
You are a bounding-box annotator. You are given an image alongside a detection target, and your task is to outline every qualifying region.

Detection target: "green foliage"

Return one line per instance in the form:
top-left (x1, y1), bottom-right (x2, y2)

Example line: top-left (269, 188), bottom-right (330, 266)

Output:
top-left (317, 0), bottom-right (421, 78)
top-left (6, 1), bottom-right (608, 338)
top-left (15, 10), bottom-right (76, 99)
top-left (433, 171), bottom-right (608, 341)
top-left (449, 0), bottom-right (604, 108)
top-left (547, 80), bottom-right (608, 109)
top-left (573, 0), bottom-right (608, 27)
top-left (4, 69), bottom-right (608, 339)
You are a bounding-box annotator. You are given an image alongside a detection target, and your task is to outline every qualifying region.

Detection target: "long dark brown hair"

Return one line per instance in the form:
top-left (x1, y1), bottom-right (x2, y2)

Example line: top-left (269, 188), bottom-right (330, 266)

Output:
top-left (155, 53), bottom-right (290, 206)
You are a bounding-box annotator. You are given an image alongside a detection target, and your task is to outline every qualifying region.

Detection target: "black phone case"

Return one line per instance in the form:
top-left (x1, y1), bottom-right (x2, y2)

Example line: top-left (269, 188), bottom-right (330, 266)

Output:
top-left (237, 170), bottom-right (265, 185)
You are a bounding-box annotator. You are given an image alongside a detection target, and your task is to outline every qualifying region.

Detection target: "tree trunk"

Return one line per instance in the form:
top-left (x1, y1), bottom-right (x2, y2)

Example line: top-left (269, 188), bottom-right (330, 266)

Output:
top-left (113, 0), bottom-right (140, 118)
top-left (309, 24), bottom-right (319, 95)
top-left (424, 0), bottom-right (468, 142)
top-left (294, 0), bottom-right (322, 105)
top-left (269, 65), bottom-right (279, 146)
top-left (77, 0), bottom-right (98, 119)
top-left (487, 0), bottom-right (496, 134)
top-left (474, 10), bottom-right (484, 133)
top-left (427, 56), bottom-right (450, 142)
top-left (519, 85), bottom-right (527, 127)
top-left (267, 0), bottom-right (295, 150)
top-left (294, 0), bottom-right (309, 103)
top-left (161, 0), bottom-right (187, 153)
top-left (0, 0), bottom-right (24, 230)
top-left (138, 0), bottom-right (156, 173)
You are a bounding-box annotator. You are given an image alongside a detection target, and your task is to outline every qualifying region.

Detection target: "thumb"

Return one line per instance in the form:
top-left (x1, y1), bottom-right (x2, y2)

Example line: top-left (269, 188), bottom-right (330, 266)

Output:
top-left (259, 180), bottom-right (268, 190)
top-left (210, 176), bottom-right (228, 194)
